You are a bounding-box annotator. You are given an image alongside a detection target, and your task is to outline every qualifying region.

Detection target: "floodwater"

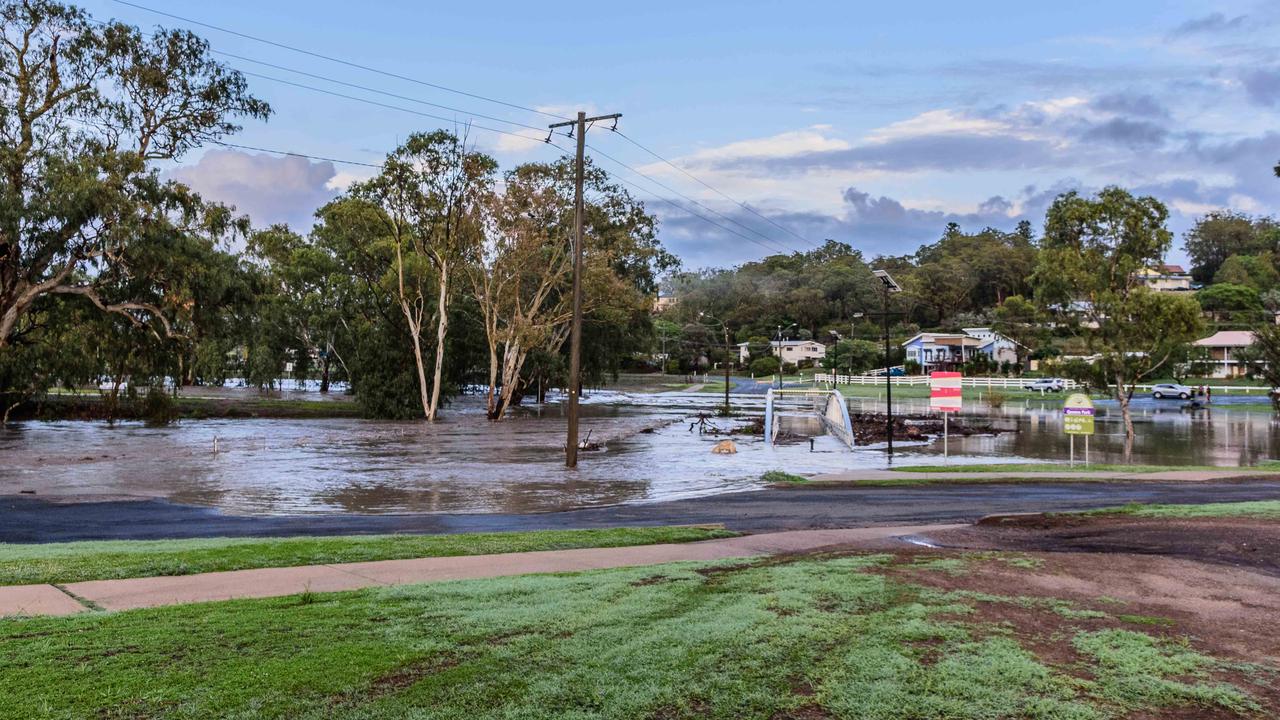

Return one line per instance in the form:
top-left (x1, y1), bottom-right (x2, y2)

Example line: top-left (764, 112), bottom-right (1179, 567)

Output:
top-left (2, 389), bottom-right (1278, 515)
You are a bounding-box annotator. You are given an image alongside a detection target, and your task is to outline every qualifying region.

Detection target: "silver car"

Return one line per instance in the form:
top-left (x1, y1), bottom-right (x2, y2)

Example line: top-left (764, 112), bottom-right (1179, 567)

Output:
top-left (1023, 378), bottom-right (1065, 392)
top-left (1151, 383), bottom-right (1192, 399)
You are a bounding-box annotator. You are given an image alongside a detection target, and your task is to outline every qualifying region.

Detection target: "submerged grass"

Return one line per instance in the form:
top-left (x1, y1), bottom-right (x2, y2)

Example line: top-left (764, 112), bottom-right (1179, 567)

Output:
top-left (0, 526), bottom-right (735, 587)
top-left (0, 553), bottom-right (1265, 719)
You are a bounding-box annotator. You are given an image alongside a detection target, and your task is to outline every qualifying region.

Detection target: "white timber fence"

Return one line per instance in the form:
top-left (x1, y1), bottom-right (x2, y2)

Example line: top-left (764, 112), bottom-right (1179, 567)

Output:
top-left (812, 373), bottom-right (1270, 393)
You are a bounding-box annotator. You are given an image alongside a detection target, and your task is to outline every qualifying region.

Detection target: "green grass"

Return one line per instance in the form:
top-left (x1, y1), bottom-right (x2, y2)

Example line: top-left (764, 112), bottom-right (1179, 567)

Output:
top-left (0, 553), bottom-right (1264, 719)
top-left (0, 526), bottom-right (735, 587)
top-left (890, 461), bottom-right (1280, 474)
top-left (761, 469), bottom-right (809, 484)
top-left (1083, 500), bottom-right (1280, 520)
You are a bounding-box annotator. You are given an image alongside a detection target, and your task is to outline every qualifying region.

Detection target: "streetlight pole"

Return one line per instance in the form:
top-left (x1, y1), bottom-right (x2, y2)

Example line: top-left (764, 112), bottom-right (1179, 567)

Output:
top-left (872, 270), bottom-right (902, 457)
top-left (723, 324), bottom-right (732, 417)
top-left (700, 312), bottom-right (732, 417)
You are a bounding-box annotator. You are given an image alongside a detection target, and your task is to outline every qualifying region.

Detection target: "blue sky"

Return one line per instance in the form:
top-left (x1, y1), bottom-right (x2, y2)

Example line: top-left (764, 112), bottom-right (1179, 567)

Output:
top-left (84, 0), bottom-right (1280, 268)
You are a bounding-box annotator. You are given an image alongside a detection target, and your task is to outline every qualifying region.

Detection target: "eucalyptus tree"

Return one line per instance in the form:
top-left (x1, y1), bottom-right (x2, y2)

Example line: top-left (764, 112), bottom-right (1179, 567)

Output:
top-left (350, 131), bottom-right (495, 420)
top-left (1033, 188), bottom-right (1204, 457)
top-left (0, 0), bottom-right (269, 350)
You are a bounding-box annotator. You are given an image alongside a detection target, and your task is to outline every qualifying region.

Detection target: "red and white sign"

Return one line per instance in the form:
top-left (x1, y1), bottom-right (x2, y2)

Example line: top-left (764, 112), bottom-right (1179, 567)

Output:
top-left (930, 371), bottom-right (962, 412)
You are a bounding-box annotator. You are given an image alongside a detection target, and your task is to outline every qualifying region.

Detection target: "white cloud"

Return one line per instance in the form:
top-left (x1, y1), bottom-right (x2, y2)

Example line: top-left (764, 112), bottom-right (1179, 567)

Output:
top-left (168, 150), bottom-right (340, 230)
top-left (865, 109), bottom-right (1009, 143)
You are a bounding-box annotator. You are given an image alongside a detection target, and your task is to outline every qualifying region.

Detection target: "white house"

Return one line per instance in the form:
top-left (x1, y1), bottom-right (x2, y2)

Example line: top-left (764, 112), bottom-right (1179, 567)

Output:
top-left (1193, 330), bottom-right (1255, 378)
top-left (901, 328), bottom-right (1020, 373)
top-left (738, 339), bottom-right (827, 365)
top-left (1137, 264), bottom-right (1194, 292)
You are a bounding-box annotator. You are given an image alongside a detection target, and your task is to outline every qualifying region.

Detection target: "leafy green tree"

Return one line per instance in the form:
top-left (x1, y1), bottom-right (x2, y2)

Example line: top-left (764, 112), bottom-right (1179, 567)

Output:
top-left (1183, 211), bottom-right (1280, 284)
top-left (824, 339), bottom-right (879, 374)
top-left (992, 295), bottom-right (1044, 368)
top-left (348, 131), bottom-right (496, 421)
top-left (0, 0), bottom-right (268, 348)
top-left (1237, 325), bottom-right (1280, 411)
top-left (1213, 254), bottom-right (1280, 290)
top-left (1197, 283), bottom-right (1265, 325)
top-left (1034, 187), bottom-right (1205, 457)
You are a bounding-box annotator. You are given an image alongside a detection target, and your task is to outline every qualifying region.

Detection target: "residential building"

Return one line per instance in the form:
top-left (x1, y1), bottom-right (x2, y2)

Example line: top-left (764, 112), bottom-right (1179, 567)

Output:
top-left (738, 339), bottom-right (827, 365)
top-left (1193, 330), bottom-right (1255, 378)
top-left (902, 328), bottom-right (1020, 372)
top-left (652, 293), bottom-right (678, 313)
top-left (1137, 264), bottom-right (1193, 292)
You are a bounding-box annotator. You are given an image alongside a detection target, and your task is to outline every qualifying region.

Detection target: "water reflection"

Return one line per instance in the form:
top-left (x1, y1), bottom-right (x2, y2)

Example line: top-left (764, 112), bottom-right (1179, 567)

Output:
top-left (2, 390), bottom-right (1277, 515)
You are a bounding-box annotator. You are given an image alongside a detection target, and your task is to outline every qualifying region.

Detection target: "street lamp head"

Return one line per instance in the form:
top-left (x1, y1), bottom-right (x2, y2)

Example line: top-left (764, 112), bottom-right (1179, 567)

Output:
top-left (872, 269), bottom-right (902, 293)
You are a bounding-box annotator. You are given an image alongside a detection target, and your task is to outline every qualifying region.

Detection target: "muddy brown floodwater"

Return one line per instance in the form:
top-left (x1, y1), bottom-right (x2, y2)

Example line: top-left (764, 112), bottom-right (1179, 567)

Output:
top-left (4, 390), bottom-right (1280, 516)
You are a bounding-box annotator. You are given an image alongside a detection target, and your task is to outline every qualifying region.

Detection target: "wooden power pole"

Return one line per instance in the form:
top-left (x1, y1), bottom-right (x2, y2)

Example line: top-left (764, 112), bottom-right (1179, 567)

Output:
top-left (549, 110), bottom-right (621, 468)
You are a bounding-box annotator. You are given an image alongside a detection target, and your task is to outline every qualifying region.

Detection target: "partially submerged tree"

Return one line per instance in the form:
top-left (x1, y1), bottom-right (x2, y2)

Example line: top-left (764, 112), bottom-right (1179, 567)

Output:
top-left (1034, 187), bottom-right (1205, 458)
top-left (0, 0), bottom-right (269, 348)
top-left (350, 131), bottom-right (495, 420)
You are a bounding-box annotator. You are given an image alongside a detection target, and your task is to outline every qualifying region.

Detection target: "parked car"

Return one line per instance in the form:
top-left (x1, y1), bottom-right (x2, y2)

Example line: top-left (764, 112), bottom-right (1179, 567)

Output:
top-left (1023, 378), bottom-right (1065, 392)
top-left (1151, 383), bottom-right (1192, 399)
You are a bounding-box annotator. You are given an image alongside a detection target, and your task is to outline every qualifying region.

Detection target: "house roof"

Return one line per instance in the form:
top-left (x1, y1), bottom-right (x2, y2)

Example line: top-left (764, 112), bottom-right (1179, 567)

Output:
top-left (1194, 330), bottom-right (1255, 348)
top-left (737, 340), bottom-right (825, 348)
top-left (1162, 264), bottom-right (1186, 274)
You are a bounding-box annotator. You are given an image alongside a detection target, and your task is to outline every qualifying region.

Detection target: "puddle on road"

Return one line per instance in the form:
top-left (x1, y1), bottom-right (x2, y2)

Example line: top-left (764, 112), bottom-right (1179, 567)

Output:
top-left (3, 390), bottom-right (1277, 516)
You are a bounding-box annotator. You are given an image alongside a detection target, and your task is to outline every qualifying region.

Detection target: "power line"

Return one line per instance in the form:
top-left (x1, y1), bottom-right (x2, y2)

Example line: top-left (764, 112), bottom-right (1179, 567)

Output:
top-left (237, 70), bottom-right (552, 147)
top-left (610, 129), bottom-right (822, 248)
top-left (215, 50), bottom-right (546, 132)
top-left (108, 0), bottom-right (571, 122)
top-left (100, 3), bottom-right (801, 256)
top-left (585, 142), bottom-right (796, 254)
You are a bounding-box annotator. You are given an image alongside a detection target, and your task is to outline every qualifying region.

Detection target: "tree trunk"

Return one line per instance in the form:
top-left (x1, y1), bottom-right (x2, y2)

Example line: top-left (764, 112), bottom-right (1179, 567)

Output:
top-left (1114, 371), bottom-right (1135, 461)
top-left (319, 354), bottom-right (331, 393)
top-left (485, 339), bottom-right (500, 419)
top-left (427, 265), bottom-right (449, 422)
top-left (401, 304), bottom-right (431, 419)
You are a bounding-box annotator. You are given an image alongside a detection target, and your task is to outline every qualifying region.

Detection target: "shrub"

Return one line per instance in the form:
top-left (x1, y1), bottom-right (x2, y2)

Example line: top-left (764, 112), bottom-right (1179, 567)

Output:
top-left (750, 356), bottom-right (780, 376)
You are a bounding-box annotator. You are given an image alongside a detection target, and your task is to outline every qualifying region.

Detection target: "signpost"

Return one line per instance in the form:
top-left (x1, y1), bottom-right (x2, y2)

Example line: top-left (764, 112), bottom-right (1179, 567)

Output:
top-left (1063, 393), bottom-right (1095, 466)
top-left (930, 372), bottom-right (962, 460)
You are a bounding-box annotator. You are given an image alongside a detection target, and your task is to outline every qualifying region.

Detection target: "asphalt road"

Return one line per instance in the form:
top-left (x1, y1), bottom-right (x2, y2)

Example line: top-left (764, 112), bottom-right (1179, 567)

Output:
top-left (4, 480), bottom-right (1279, 543)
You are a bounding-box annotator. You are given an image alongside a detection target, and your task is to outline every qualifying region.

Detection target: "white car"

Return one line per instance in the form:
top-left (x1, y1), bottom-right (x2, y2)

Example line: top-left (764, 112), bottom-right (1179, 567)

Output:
top-left (1023, 378), bottom-right (1065, 392)
top-left (1151, 383), bottom-right (1192, 399)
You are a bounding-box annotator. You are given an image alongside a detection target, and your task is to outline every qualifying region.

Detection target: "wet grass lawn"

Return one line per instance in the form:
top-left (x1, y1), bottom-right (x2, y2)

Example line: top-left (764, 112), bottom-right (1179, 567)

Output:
top-left (0, 552), bottom-right (1270, 719)
top-left (889, 461), bottom-right (1280, 474)
top-left (0, 527), bottom-right (735, 587)
top-left (1084, 500), bottom-right (1280, 519)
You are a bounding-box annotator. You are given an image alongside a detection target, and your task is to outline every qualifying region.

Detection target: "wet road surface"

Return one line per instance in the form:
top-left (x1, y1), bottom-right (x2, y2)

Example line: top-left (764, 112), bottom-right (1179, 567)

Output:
top-left (4, 480), bottom-right (1278, 543)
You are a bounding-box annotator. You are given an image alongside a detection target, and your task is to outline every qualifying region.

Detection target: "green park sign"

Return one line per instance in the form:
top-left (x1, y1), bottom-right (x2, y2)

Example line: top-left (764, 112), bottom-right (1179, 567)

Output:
top-left (1062, 393), bottom-right (1095, 435)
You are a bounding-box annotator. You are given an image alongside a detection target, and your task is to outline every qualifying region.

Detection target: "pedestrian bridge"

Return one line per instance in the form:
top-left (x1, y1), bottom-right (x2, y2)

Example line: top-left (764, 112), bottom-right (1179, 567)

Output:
top-left (764, 388), bottom-right (855, 449)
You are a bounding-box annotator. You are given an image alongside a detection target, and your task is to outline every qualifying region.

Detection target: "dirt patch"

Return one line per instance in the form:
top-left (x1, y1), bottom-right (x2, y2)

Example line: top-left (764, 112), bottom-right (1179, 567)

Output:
top-left (847, 412), bottom-right (1009, 445)
top-left (960, 515), bottom-right (1280, 577)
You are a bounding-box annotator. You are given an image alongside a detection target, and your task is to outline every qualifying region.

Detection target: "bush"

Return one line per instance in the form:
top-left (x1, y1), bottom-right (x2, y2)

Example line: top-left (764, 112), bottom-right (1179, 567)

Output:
top-left (986, 389), bottom-right (1007, 409)
top-left (140, 386), bottom-right (177, 425)
top-left (750, 356), bottom-right (780, 376)
top-left (664, 359), bottom-right (681, 375)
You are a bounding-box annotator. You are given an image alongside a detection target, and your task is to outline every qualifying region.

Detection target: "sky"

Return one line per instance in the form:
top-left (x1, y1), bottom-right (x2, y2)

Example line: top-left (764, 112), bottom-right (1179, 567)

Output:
top-left (83, 0), bottom-right (1280, 269)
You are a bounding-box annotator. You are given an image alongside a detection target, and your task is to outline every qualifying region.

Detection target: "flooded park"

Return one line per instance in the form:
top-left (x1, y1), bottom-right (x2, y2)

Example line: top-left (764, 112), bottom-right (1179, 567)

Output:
top-left (3, 386), bottom-right (1279, 516)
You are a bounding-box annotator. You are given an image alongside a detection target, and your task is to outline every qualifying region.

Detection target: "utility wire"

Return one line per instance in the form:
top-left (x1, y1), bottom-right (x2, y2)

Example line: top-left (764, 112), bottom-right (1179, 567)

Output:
top-left (585, 142), bottom-right (795, 254)
top-left (216, 50), bottom-right (547, 132)
top-left (238, 70), bottom-right (551, 147)
top-left (96, 3), bottom-right (790, 257)
top-left (108, 0), bottom-right (571, 121)
top-left (611, 129), bottom-right (822, 248)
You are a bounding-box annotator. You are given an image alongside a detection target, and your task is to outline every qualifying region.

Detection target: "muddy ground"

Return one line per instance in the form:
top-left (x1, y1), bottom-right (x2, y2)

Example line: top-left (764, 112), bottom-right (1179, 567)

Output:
top-left (833, 513), bottom-right (1280, 711)
top-left (781, 514), bottom-right (1280, 717)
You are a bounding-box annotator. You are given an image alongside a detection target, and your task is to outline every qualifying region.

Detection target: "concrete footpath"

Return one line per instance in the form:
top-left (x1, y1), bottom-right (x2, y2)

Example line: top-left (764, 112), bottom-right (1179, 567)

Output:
top-left (0, 524), bottom-right (963, 618)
